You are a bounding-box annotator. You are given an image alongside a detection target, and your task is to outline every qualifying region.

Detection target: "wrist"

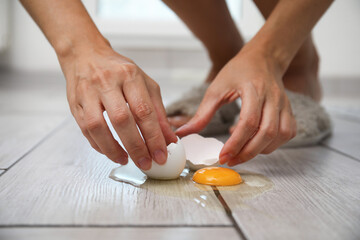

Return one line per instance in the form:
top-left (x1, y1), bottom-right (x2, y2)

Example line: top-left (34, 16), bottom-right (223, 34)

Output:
top-left (244, 32), bottom-right (294, 75)
top-left (54, 34), bottom-right (112, 60)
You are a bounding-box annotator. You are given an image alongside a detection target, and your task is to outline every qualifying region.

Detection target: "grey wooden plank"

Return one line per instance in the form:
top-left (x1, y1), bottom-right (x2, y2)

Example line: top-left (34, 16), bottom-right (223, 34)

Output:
top-left (0, 114), bottom-right (67, 169)
top-left (323, 116), bottom-right (360, 160)
top-left (0, 227), bottom-right (239, 240)
top-left (218, 147), bottom-right (360, 240)
top-left (0, 120), bottom-right (230, 226)
top-left (0, 72), bottom-right (68, 114)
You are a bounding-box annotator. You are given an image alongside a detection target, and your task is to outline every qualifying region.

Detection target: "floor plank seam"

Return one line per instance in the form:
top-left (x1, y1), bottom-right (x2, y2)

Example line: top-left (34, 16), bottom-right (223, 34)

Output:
top-left (0, 117), bottom-right (70, 177)
top-left (320, 144), bottom-right (360, 163)
top-left (0, 224), bottom-right (232, 228)
top-left (211, 186), bottom-right (247, 240)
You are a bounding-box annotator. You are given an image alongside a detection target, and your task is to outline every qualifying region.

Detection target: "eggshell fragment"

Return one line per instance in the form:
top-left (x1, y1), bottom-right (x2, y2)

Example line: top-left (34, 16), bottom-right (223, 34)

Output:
top-left (143, 137), bottom-right (186, 180)
top-left (180, 134), bottom-right (224, 171)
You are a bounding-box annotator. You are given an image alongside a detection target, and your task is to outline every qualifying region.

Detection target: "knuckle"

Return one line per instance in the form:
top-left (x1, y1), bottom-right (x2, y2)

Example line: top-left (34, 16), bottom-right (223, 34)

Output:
top-left (280, 127), bottom-right (293, 140)
top-left (77, 71), bottom-right (113, 92)
top-left (75, 79), bottom-right (89, 95)
top-left (244, 115), bottom-right (259, 131)
top-left (112, 109), bottom-right (131, 126)
top-left (133, 102), bottom-right (153, 121)
top-left (85, 116), bottom-right (103, 131)
top-left (105, 149), bottom-right (122, 161)
top-left (263, 126), bottom-right (278, 139)
top-left (119, 63), bottom-right (138, 79)
top-left (127, 143), bottom-right (146, 156)
top-left (146, 131), bottom-right (163, 145)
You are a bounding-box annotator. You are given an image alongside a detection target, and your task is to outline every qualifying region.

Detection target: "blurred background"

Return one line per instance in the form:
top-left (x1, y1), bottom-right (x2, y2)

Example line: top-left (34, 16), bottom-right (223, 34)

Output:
top-left (0, 0), bottom-right (359, 115)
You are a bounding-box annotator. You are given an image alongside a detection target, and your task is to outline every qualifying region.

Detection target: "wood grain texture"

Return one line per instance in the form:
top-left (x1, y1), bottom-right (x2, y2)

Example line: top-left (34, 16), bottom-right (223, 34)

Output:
top-left (0, 227), bottom-right (239, 240)
top-left (0, 120), bottom-right (230, 226)
top-left (0, 114), bottom-right (66, 169)
top-left (323, 116), bottom-right (360, 160)
top-left (218, 147), bottom-right (360, 240)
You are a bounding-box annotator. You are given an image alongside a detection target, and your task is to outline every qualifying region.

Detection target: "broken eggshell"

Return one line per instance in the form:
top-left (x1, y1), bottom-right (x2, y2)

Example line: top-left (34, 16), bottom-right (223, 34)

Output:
top-left (180, 134), bottom-right (224, 171)
top-left (142, 137), bottom-right (186, 180)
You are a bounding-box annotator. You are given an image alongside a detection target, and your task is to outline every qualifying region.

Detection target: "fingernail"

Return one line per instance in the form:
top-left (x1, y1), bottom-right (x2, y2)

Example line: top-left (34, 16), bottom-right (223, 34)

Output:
top-left (219, 153), bottom-right (233, 165)
top-left (118, 156), bottom-right (128, 165)
top-left (154, 150), bottom-right (166, 165)
top-left (138, 157), bottom-right (151, 170)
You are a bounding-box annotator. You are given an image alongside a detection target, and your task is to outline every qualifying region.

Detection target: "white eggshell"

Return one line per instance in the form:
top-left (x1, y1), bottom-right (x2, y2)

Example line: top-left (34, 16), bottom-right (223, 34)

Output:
top-left (143, 137), bottom-right (186, 180)
top-left (180, 134), bottom-right (224, 171)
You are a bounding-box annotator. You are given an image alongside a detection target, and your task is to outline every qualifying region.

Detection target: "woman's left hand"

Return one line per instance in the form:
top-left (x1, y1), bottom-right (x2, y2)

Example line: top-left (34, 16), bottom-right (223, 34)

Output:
top-left (176, 45), bottom-right (297, 166)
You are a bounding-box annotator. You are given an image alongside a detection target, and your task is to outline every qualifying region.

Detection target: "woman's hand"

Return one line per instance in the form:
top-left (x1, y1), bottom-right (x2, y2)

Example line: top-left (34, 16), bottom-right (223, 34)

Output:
top-left (176, 45), bottom-right (296, 165)
top-left (59, 45), bottom-right (177, 170)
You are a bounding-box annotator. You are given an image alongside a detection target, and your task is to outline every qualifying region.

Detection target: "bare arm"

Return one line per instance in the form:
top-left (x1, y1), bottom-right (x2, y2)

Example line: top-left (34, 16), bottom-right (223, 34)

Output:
top-left (20, 0), bottom-right (177, 170)
top-left (20, 0), bottom-right (106, 57)
top-left (251, 0), bottom-right (333, 72)
top-left (176, 0), bottom-right (333, 165)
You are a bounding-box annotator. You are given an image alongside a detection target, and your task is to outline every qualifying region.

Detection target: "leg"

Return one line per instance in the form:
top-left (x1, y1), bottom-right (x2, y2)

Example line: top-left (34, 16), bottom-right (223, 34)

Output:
top-left (162, 0), bottom-right (244, 127)
top-left (162, 0), bottom-right (244, 81)
top-left (254, 0), bottom-right (322, 101)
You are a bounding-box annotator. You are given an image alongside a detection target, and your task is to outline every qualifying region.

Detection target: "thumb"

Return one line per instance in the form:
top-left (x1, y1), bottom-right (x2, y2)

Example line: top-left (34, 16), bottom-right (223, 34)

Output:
top-left (175, 88), bottom-right (221, 137)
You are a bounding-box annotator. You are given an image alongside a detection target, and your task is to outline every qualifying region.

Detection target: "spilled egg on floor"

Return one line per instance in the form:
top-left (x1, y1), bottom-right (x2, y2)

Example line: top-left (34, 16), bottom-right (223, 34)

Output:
top-left (108, 133), bottom-right (244, 187)
top-left (192, 167), bottom-right (242, 186)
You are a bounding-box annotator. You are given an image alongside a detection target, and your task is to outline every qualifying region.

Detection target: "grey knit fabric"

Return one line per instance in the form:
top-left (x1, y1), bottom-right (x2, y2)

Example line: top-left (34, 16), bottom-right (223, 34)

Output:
top-left (166, 83), bottom-right (332, 146)
top-left (282, 90), bottom-right (332, 147)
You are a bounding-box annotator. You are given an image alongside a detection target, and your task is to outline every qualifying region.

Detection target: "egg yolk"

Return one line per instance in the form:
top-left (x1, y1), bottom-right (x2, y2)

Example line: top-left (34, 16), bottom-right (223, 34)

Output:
top-left (192, 167), bottom-right (242, 186)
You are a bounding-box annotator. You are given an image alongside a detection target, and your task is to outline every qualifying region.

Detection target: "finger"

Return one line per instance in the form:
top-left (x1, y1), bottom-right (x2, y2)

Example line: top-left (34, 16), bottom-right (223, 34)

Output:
top-left (147, 81), bottom-right (178, 145)
top-left (219, 87), bottom-right (262, 164)
top-left (81, 95), bottom-right (129, 165)
top-left (168, 116), bottom-right (192, 129)
top-left (123, 78), bottom-right (169, 166)
top-left (229, 119), bottom-right (238, 134)
top-left (101, 90), bottom-right (153, 170)
top-left (82, 129), bottom-right (102, 153)
top-left (175, 86), bottom-right (222, 137)
top-left (228, 101), bottom-right (280, 166)
top-left (73, 105), bottom-right (102, 154)
top-left (261, 105), bottom-right (296, 154)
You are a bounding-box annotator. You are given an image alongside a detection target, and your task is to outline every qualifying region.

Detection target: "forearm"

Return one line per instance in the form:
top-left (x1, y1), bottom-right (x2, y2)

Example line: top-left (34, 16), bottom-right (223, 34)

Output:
top-left (20, 0), bottom-right (109, 57)
top-left (247, 0), bottom-right (333, 73)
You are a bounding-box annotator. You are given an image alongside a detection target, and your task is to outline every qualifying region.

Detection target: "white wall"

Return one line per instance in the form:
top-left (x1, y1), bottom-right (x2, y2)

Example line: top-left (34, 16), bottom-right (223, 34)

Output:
top-left (313, 0), bottom-right (360, 77)
top-left (0, 0), bottom-right (359, 78)
top-left (0, 0), bottom-right (59, 71)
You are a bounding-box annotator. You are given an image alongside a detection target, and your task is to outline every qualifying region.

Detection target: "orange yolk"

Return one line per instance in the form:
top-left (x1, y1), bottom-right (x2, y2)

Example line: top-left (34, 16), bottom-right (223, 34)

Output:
top-left (192, 167), bottom-right (242, 186)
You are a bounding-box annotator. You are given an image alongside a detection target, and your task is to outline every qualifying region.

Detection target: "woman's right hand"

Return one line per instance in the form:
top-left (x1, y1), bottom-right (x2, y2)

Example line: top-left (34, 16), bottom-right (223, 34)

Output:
top-left (58, 43), bottom-right (177, 170)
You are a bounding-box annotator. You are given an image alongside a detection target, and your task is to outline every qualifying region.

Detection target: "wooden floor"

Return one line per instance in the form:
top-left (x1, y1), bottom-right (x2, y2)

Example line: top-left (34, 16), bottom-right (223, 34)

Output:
top-left (0, 71), bottom-right (359, 240)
